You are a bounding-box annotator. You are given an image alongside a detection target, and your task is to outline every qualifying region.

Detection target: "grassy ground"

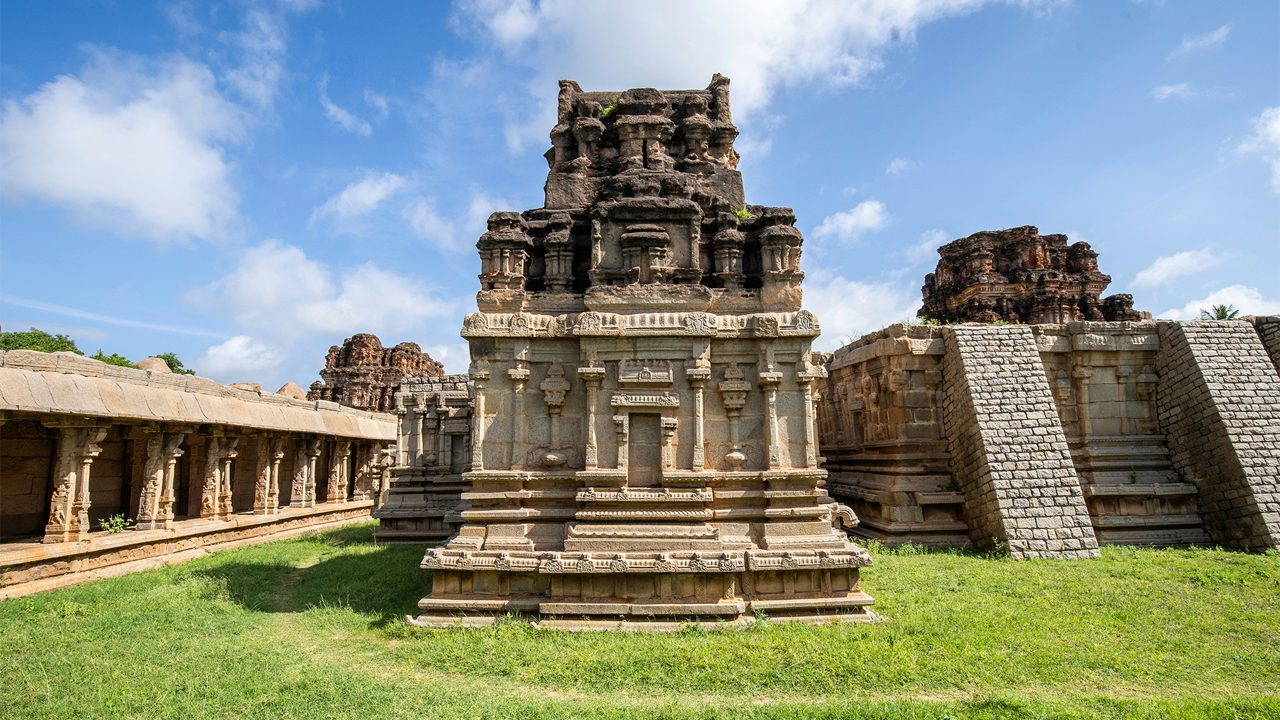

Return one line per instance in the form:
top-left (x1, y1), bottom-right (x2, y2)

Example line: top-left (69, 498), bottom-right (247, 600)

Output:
top-left (1, 522), bottom-right (1277, 719)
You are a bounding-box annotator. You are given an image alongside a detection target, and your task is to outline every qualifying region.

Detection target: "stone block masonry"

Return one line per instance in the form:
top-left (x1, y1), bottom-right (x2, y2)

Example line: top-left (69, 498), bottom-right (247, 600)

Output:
top-left (1250, 316), bottom-right (1280, 377)
top-left (1156, 321), bottom-right (1280, 551)
top-left (940, 325), bottom-right (1100, 559)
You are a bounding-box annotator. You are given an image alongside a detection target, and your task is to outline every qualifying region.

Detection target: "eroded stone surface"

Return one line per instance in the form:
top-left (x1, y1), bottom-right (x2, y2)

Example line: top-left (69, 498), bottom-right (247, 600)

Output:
top-left (309, 334), bottom-right (443, 413)
top-left (920, 226), bottom-right (1149, 325)
top-left (410, 76), bottom-right (875, 629)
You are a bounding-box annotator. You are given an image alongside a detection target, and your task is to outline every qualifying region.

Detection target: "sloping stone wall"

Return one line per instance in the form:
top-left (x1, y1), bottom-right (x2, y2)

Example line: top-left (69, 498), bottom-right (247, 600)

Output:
top-left (1250, 316), bottom-right (1280, 377)
top-left (940, 325), bottom-right (1100, 559)
top-left (1156, 321), bottom-right (1280, 550)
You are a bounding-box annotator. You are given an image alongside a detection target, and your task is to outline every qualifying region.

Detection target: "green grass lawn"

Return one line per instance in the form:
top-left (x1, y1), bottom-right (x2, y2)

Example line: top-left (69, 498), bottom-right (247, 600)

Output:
top-left (2, 522), bottom-right (1278, 719)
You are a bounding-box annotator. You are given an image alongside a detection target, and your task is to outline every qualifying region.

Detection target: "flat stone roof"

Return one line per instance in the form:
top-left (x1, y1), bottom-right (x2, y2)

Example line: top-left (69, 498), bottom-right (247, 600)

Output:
top-left (0, 350), bottom-right (395, 441)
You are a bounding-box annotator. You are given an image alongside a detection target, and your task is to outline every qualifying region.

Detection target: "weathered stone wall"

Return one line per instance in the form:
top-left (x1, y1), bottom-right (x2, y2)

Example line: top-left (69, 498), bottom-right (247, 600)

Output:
top-left (1156, 321), bottom-right (1280, 550)
top-left (939, 325), bottom-right (1099, 558)
top-left (1034, 323), bottom-right (1208, 546)
top-left (1250, 316), bottom-right (1280, 376)
top-left (821, 325), bottom-right (965, 545)
top-left (0, 420), bottom-right (55, 539)
top-left (822, 319), bottom-right (1280, 554)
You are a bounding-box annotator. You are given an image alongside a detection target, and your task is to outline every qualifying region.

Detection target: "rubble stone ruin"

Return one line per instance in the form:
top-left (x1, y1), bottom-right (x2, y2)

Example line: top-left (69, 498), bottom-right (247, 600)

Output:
top-left (919, 226), bottom-right (1149, 325)
top-left (409, 75), bottom-right (875, 629)
top-left (308, 333), bottom-right (443, 413)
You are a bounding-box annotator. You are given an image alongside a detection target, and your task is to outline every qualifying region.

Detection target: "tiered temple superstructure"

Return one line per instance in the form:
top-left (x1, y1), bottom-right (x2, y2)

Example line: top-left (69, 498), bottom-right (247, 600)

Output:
top-left (410, 76), bottom-right (874, 629)
top-left (308, 334), bottom-right (443, 413)
top-left (919, 226), bottom-right (1148, 325)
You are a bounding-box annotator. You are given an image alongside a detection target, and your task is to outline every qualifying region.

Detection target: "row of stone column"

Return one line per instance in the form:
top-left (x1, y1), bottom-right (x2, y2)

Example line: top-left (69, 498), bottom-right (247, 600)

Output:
top-left (33, 417), bottom-right (388, 544)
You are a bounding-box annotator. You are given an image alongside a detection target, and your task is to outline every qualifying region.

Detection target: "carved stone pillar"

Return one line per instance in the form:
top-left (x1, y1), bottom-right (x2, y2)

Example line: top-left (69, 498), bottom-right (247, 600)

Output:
top-left (540, 362), bottom-right (570, 466)
top-left (137, 428), bottom-right (185, 530)
top-left (613, 414), bottom-right (629, 470)
top-left (508, 361), bottom-right (530, 469)
top-left (266, 435), bottom-right (284, 512)
top-left (796, 360), bottom-right (824, 469)
top-left (218, 436), bottom-right (237, 518)
top-left (578, 365), bottom-right (605, 469)
top-left (43, 423), bottom-right (109, 543)
top-left (685, 361), bottom-right (710, 471)
top-left (1072, 365), bottom-right (1093, 438)
top-left (201, 434), bottom-right (237, 520)
top-left (470, 361), bottom-right (491, 471)
top-left (328, 441), bottom-right (352, 501)
top-left (660, 417), bottom-right (678, 469)
top-left (719, 363), bottom-right (750, 469)
top-left (135, 429), bottom-right (166, 530)
top-left (252, 436), bottom-right (273, 514)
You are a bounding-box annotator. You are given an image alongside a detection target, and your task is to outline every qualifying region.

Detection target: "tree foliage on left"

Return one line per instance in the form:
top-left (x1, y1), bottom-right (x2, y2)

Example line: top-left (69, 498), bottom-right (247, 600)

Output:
top-left (0, 327), bottom-right (196, 374)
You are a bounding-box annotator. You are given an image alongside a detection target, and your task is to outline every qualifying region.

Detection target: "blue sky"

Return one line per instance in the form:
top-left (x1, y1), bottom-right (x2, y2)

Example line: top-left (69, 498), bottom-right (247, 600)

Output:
top-left (1, 0), bottom-right (1277, 389)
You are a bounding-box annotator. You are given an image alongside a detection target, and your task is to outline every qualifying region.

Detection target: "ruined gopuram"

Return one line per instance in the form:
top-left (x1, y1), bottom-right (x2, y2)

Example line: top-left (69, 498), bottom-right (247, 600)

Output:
top-left (308, 334), bottom-right (443, 413)
top-left (374, 375), bottom-right (472, 542)
top-left (410, 76), bottom-right (874, 629)
top-left (919, 226), bottom-right (1149, 325)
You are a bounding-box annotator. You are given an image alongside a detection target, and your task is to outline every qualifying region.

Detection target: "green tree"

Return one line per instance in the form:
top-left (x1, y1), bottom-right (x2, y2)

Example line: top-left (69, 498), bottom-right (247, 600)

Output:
top-left (151, 352), bottom-right (195, 375)
top-left (90, 351), bottom-right (137, 369)
top-left (1198, 304), bottom-right (1240, 320)
top-left (0, 327), bottom-right (82, 354)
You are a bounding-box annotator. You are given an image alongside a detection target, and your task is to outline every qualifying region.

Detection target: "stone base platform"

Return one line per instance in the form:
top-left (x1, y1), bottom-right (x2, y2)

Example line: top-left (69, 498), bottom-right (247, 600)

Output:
top-left (0, 500), bottom-right (374, 599)
top-left (408, 547), bottom-right (877, 630)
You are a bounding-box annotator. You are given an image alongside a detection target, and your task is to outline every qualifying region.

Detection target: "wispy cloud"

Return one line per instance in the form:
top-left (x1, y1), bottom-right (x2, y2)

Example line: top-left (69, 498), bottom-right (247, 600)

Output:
top-left (1150, 83), bottom-right (1193, 101)
top-left (1167, 24), bottom-right (1230, 61)
top-left (1133, 249), bottom-right (1222, 287)
top-left (812, 199), bottom-right (889, 244)
top-left (319, 73), bottom-right (373, 136)
top-left (0, 294), bottom-right (225, 338)
top-left (1160, 284), bottom-right (1280, 320)
top-left (310, 172), bottom-right (407, 227)
top-left (885, 157), bottom-right (918, 175)
top-left (906, 229), bottom-right (949, 265)
top-left (1236, 106), bottom-right (1280, 195)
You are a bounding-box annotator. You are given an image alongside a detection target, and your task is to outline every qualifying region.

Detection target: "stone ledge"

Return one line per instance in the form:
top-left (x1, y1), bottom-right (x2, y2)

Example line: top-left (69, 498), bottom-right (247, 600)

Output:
top-left (0, 501), bottom-right (375, 598)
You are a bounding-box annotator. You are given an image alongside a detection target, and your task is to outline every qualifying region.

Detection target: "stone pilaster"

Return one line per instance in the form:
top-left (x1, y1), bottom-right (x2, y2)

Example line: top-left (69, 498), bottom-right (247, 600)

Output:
top-left (42, 422), bottom-right (109, 543)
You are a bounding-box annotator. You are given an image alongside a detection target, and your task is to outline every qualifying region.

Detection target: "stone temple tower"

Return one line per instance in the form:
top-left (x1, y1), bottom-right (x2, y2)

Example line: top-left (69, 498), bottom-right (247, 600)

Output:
top-left (410, 75), bottom-right (874, 629)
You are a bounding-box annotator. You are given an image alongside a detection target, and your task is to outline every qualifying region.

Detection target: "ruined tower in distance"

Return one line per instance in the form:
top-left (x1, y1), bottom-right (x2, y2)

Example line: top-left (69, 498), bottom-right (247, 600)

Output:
top-left (410, 75), bottom-right (874, 629)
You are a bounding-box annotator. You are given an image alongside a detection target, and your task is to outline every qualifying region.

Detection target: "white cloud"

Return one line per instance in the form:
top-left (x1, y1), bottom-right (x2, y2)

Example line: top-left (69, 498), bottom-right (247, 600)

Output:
top-left (454, 0), bottom-right (1054, 150)
top-left (310, 172), bottom-right (407, 227)
top-left (0, 51), bottom-right (241, 242)
top-left (885, 157), bottom-right (918, 175)
top-left (364, 88), bottom-right (390, 120)
top-left (199, 240), bottom-right (458, 341)
top-left (812, 199), bottom-right (889, 244)
top-left (1160, 285), bottom-right (1280, 320)
top-left (318, 73), bottom-right (373, 136)
top-left (1167, 24), bottom-right (1230, 61)
top-left (197, 335), bottom-right (283, 381)
top-left (426, 342), bottom-right (472, 376)
top-left (404, 187), bottom-right (512, 251)
top-left (404, 196), bottom-right (460, 250)
top-left (804, 269), bottom-right (922, 351)
top-left (906, 229), bottom-right (949, 265)
top-left (225, 8), bottom-right (288, 109)
top-left (1150, 83), bottom-right (1193, 101)
top-left (1236, 106), bottom-right (1280, 195)
top-left (1133, 249), bottom-right (1222, 287)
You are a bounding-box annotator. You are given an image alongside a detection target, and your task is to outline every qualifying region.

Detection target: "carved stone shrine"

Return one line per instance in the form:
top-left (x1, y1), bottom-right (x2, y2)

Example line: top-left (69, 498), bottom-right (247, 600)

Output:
top-left (409, 75), bottom-right (874, 629)
top-left (919, 226), bottom-right (1149, 325)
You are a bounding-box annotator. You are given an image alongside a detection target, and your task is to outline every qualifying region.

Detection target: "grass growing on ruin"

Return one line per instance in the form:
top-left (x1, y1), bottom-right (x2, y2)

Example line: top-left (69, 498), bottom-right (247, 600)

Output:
top-left (2, 523), bottom-right (1278, 719)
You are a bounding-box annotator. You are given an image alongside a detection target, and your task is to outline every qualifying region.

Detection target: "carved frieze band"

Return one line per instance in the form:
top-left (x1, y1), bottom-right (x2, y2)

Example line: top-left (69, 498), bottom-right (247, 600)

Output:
top-left (460, 309), bottom-right (820, 339)
top-left (420, 547), bottom-right (871, 574)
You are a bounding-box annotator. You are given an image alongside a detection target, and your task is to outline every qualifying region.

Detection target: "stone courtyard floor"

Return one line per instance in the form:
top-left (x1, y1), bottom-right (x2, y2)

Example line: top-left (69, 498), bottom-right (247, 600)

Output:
top-left (1, 522), bottom-right (1277, 719)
